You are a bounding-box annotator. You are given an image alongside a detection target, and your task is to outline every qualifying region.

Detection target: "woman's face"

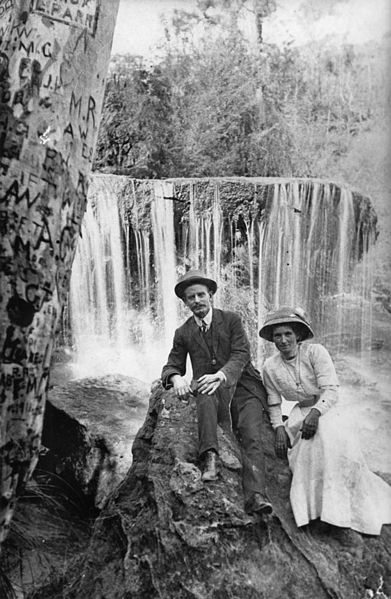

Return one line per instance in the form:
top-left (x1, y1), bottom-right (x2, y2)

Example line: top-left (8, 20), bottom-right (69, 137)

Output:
top-left (272, 324), bottom-right (299, 358)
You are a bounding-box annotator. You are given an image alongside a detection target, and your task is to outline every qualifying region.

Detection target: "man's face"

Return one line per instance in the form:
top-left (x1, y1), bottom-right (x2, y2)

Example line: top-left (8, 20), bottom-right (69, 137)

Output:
top-left (183, 284), bottom-right (212, 319)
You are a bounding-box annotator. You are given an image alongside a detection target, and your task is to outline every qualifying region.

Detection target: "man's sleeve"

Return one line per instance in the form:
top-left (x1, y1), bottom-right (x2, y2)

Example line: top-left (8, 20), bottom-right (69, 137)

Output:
top-left (161, 329), bottom-right (188, 389)
top-left (219, 313), bottom-right (252, 387)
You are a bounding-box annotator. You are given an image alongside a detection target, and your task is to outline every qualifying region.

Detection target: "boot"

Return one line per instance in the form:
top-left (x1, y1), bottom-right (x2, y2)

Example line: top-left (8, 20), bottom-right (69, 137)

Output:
top-left (202, 450), bottom-right (219, 482)
top-left (245, 492), bottom-right (273, 515)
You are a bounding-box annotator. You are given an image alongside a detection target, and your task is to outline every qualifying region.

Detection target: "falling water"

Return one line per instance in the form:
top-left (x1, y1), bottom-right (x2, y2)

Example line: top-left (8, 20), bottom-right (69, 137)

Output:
top-left (69, 177), bottom-right (169, 381)
top-left (68, 176), bottom-right (376, 382)
top-left (151, 182), bottom-right (178, 347)
top-left (257, 219), bottom-right (268, 365)
top-left (70, 176), bottom-right (127, 351)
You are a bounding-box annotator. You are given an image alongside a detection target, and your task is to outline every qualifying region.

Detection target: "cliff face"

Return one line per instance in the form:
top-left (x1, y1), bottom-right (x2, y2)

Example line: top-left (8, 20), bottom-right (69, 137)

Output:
top-left (57, 385), bottom-right (390, 599)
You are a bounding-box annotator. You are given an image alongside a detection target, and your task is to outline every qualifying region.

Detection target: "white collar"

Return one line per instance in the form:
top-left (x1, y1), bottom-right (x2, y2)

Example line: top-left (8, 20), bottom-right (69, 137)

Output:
top-left (194, 308), bottom-right (213, 329)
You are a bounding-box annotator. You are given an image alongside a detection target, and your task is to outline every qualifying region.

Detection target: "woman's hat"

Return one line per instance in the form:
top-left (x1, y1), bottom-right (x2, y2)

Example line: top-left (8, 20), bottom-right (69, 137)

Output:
top-left (259, 306), bottom-right (314, 341)
top-left (175, 269), bottom-right (218, 299)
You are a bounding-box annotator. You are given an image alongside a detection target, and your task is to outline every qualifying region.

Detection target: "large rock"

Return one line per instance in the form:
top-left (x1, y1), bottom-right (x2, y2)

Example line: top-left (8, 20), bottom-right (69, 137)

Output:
top-left (2, 374), bottom-right (149, 597)
top-left (41, 374), bottom-right (149, 507)
top-left (52, 384), bottom-right (390, 599)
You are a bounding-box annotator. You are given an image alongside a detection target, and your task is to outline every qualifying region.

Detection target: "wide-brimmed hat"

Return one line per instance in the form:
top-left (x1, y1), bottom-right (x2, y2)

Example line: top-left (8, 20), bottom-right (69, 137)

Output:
top-left (259, 306), bottom-right (314, 341)
top-left (175, 269), bottom-right (217, 299)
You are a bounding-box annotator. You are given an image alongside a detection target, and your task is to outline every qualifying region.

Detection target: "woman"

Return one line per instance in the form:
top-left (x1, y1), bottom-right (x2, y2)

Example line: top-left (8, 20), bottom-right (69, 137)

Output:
top-left (260, 306), bottom-right (391, 535)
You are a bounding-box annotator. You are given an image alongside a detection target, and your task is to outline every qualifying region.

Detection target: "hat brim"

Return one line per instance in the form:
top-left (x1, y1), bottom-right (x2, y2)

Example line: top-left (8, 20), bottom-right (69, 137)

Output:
top-left (259, 316), bottom-right (314, 342)
top-left (175, 276), bottom-right (217, 299)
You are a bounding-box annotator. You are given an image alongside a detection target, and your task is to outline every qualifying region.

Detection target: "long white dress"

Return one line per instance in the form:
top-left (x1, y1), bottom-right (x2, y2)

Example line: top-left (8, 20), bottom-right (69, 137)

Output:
top-left (263, 343), bottom-right (391, 535)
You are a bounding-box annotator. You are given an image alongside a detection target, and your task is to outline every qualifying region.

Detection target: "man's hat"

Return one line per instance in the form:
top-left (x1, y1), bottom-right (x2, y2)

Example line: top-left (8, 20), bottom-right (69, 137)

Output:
top-left (259, 306), bottom-right (314, 341)
top-left (174, 269), bottom-right (217, 299)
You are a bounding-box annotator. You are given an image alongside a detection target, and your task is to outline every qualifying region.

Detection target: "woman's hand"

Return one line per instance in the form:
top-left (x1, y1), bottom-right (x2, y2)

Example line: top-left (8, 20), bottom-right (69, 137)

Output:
top-left (301, 408), bottom-right (320, 439)
top-left (275, 426), bottom-right (290, 458)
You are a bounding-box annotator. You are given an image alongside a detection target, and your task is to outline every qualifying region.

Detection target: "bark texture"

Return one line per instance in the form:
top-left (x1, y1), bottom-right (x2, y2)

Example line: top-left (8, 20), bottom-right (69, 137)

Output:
top-left (0, 0), bottom-right (120, 544)
top-left (55, 385), bottom-right (390, 599)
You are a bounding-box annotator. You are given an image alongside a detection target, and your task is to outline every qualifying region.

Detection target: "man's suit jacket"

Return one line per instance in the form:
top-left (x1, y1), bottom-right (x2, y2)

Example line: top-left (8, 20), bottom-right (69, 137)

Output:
top-left (161, 309), bottom-right (268, 411)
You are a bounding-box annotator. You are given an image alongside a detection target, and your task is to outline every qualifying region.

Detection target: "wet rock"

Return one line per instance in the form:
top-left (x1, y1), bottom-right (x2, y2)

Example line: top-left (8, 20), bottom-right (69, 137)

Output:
top-left (41, 374), bottom-right (149, 507)
top-left (37, 384), bottom-right (391, 599)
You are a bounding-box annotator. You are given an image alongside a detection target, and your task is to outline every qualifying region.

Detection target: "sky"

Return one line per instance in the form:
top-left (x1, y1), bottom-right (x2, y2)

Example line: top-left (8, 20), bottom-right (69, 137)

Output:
top-left (111, 0), bottom-right (391, 58)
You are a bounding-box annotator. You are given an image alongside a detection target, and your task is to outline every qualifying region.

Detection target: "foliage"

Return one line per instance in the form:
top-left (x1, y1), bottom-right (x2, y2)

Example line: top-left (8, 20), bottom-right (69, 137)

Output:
top-left (363, 575), bottom-right (389, 598)
top-left (93, 2), bottom-right (391, 289)
top-left (95, 9), bottom-right (389, 180)
top-left (94, 56), bottom-right (174, 178)
top-left (218, 258), bottom-right (260, 355)
top-left (2, 470), bottom-right (93, 597)
top-left (0, 571), bottom-right (16, 599)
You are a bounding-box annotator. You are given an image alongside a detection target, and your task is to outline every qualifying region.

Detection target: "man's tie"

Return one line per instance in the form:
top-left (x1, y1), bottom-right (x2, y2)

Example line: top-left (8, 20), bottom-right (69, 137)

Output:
top-left (201, 320), bottom-right (207, 334)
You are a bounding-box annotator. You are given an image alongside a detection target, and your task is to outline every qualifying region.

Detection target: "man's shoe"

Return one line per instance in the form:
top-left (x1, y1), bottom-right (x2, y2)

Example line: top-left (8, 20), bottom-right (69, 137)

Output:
top-left (201, 450), bottom-right (219, 482)
top-left (245, 493), bottom-right (273, 515)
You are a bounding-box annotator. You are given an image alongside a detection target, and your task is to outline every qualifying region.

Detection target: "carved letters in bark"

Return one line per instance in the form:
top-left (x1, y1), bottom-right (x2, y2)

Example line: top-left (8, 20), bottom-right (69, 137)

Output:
top-left (0, 0), bottom-right (120, 545)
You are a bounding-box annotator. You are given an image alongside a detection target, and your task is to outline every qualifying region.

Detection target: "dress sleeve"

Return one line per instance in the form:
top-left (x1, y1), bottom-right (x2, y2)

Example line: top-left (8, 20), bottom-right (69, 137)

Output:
top-left (262, 365), bottom-right (284, 429)
top-left (309, 344), bottom-right (339, 416)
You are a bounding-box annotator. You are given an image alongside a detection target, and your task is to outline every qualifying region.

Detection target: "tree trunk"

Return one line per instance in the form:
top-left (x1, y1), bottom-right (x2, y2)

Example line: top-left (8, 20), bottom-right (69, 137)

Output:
top-left (0, 0), bottom-right (119, 546)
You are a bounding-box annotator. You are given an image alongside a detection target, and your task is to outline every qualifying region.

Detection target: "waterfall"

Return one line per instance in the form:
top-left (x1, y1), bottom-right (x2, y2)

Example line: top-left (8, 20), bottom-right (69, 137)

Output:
top-left (68, 176), bottom-right (376, 383)
top-left (151, 182), bottom-right (178, 347)
top-left (70, 176), bottom-right (127, 350)
top-left (69, 177), bottom-right (172, 381)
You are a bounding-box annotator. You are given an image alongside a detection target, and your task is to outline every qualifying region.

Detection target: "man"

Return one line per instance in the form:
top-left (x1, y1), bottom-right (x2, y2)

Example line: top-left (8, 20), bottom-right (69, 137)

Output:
top-left (161, 270), bottom-right (272, 515)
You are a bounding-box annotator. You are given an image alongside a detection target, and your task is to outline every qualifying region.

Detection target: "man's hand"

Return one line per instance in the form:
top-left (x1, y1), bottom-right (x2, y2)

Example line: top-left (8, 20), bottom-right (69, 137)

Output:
top-left (197, 372), bottom-right (224, 395)
top-left (275, 426), bottom-right (290, 458)
top-left (171, 375), bottom-right (192, 399)
top-left (301, 408), bottom-right (320, 439)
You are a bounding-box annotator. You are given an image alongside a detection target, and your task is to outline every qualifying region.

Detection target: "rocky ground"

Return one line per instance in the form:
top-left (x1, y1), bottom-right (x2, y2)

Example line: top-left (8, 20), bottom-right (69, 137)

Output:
top-left (2, 347), bottom-right (391, 599)
top-left (2, 306), bottom-right (391, 599)
top-left (2, 374), bottom-right (149, 599)
top-left (42, 373), bottom-right (149, 507)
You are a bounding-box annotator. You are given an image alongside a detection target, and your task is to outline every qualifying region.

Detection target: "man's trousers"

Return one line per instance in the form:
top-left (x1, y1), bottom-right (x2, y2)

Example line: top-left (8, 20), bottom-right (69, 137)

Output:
top-left (195, 385), bottom-right (267, 502)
